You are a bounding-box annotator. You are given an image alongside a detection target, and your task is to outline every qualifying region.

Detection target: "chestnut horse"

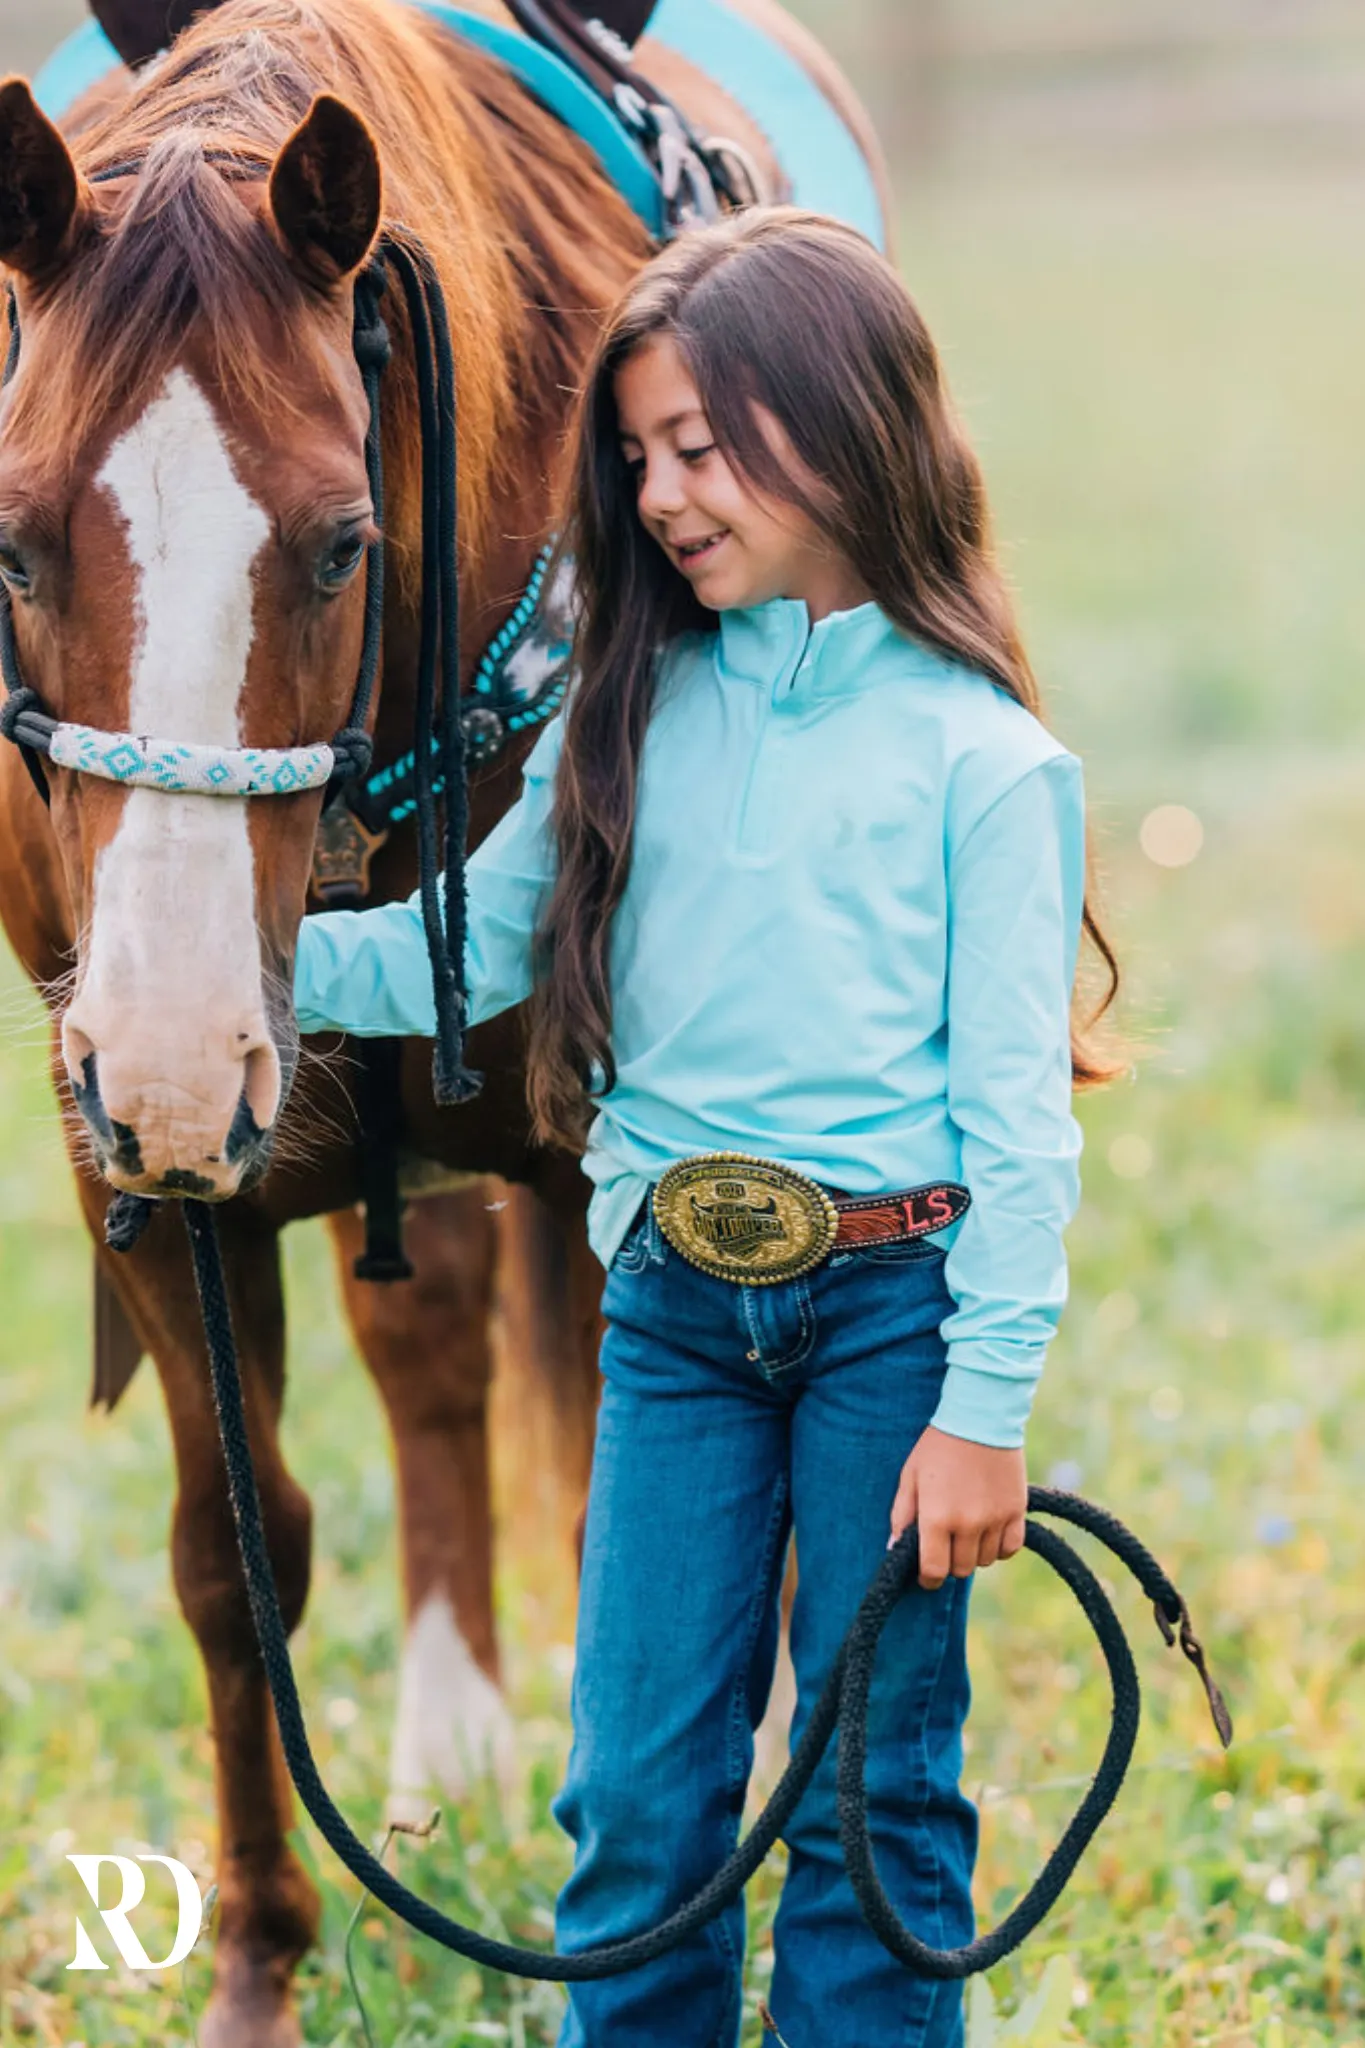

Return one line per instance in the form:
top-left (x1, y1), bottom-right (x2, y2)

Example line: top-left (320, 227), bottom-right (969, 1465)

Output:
top-left (0, 1), bottom-right (885, 2039)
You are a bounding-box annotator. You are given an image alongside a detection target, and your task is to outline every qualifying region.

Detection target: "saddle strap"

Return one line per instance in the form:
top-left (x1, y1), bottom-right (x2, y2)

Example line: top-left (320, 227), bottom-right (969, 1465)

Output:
top-left (503, 0), bottom-right (753, 221)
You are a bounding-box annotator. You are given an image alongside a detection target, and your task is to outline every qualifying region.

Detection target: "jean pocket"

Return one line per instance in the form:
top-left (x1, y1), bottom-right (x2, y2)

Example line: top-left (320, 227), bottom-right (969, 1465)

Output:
top-left (610, 1205), bottom-right (657, 1275)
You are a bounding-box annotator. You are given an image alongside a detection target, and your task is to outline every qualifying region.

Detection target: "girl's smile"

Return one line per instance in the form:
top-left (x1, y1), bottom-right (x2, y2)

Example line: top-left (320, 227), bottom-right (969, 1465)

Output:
top-left (614, 335), bottom-right (870, 621)
top-left (674, 528), bottom-right (729, 568)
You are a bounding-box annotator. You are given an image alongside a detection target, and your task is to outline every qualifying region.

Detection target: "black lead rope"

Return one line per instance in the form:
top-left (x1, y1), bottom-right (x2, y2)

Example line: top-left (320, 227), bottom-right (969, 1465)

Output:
top-left (147, 1196), bottom-right (1230, 1985)
top-left (382, 237), bottom-right (480, 1107)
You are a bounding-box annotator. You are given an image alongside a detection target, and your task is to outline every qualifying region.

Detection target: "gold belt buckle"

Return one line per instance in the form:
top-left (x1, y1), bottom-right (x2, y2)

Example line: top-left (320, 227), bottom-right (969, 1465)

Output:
top-left (652, 1152), bottom-right (839, 1286)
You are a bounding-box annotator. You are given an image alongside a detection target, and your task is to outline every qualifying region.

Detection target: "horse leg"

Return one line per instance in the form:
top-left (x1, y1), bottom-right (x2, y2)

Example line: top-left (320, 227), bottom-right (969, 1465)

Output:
top-left (495, 1183), bottom-right (604, 1562)
top-left (73, 1176), bottom-right (319, 2048)
top-left (328, 1184), bottom-right (514, 1824)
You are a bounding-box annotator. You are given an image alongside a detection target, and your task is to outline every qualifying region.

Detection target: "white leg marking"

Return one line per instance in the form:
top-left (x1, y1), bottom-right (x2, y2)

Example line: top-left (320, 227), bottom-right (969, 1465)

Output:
top-left (63, 371), bottom-right (278, 1167)
top-left (388, 1593), bottom-right (516, 1824)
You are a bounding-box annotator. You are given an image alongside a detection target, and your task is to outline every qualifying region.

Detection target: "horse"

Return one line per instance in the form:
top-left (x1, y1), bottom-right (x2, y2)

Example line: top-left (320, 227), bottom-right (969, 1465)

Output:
top-left (0, 3), bottom-right (886, 2039)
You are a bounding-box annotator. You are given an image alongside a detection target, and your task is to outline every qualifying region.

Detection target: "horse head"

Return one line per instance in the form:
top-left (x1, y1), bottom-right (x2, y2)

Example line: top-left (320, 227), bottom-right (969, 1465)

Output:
top-left (0, 77), bottom-right (384, 1198)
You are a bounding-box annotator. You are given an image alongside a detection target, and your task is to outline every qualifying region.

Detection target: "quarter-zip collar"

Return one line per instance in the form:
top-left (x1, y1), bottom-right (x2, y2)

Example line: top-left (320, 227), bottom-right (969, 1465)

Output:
top-left (716, 597), bottom-right (904, 699)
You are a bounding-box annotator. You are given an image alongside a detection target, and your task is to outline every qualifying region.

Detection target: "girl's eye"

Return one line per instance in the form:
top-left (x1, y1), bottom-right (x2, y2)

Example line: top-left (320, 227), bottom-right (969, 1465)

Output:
top-left (679, 444), bottom-right (715, 465)
top-left (319, 529), bottom-right (367, 593)
top-left (0, 540), bottom-right (31, 595)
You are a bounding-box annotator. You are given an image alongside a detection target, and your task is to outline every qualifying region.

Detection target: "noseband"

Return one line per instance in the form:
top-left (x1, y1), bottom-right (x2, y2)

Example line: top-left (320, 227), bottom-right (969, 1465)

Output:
top-left (0, 153), bottom-right (480, 1104)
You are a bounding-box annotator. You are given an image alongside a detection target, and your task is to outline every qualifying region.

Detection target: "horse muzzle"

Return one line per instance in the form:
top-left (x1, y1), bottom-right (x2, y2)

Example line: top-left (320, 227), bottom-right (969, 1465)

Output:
top-left (61, 1012), bottom-right (281, 1199)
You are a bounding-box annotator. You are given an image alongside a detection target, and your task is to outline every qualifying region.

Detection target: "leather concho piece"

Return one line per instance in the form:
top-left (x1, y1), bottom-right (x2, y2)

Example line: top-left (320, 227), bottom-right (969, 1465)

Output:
top-left (310, 803), bottom-right (389, 910)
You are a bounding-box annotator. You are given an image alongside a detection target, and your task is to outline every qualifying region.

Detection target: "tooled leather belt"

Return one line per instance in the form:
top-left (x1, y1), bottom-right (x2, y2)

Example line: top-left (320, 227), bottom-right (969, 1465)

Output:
top-left (827, 1183), bottom-right (970, 1247)
top-left (651, 1151), bottom-right (970, 1286)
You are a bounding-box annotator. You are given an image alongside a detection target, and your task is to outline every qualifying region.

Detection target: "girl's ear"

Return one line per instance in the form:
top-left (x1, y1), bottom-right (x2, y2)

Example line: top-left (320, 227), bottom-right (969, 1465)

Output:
top-left (268, 95), bottom-right (383, 288)
top-left (0, 79), bottom-right (91, 284)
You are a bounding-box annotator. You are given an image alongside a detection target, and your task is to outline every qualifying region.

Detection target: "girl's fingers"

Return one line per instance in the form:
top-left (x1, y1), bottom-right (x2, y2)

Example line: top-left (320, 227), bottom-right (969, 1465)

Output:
top-left (1000, 1515), bottom-right (1027, 1560)
top-left (975, 1526), bottom-right (1002, 1570)
top-left (889, 1465), bottom-right (918, 1545)
top-left (949, 1529), bottom-right (980, 1579)
top-left (918, 1520), bottom-right (951, 1588)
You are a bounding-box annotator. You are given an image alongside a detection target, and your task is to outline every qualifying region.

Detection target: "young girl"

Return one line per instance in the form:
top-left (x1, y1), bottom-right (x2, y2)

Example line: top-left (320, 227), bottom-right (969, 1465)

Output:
top-left (295, 208), bottom-right (1117, 2048)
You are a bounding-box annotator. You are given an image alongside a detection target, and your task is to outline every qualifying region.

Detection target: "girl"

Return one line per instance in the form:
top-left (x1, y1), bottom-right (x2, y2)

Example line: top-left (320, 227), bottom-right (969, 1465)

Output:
top-left (295, 208), bottom-right (1117, 2048)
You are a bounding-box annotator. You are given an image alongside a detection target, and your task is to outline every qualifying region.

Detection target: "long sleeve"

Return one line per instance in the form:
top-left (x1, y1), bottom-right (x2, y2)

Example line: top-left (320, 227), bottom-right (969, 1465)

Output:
top-left (293, 716), bottom-right (564, 1039)
top-left (931, 753), bottom-right (1086, 1449)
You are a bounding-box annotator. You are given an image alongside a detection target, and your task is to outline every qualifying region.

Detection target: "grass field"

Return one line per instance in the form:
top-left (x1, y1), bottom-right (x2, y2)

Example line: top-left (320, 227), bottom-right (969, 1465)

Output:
top-left (2, 166), bottom-right (1365, 2046)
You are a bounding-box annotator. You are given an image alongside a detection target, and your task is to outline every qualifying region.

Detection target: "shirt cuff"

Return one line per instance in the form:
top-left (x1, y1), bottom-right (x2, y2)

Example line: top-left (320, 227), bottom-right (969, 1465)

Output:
top-left (930, 1343), bottom-right (1048, 1449)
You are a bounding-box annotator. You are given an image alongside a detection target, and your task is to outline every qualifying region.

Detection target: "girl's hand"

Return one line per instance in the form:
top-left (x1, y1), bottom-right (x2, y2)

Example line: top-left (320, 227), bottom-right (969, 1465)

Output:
top-left (890, 1425), bottom-right (1028, 1589)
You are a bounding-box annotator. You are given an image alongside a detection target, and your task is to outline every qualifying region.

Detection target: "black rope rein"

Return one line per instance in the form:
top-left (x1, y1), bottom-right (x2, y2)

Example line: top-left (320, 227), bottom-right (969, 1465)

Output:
top-left (104, 1195), bottom-right (1231, 1985)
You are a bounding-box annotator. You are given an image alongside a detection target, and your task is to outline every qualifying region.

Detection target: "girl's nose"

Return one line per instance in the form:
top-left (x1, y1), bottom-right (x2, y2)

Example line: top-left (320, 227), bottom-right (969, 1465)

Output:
top-left (637, 459), bottom-right (686, 524)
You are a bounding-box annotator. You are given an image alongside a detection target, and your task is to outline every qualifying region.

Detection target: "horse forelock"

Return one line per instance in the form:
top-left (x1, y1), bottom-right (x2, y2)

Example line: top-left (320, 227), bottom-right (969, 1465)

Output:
top-left (5, 0), bottom-right (648, 560)
top-left (4, 138), bottom-right (322, 475)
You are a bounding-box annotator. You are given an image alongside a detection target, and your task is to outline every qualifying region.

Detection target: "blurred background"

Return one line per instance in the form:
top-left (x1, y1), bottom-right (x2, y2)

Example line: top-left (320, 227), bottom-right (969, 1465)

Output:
top-left (1, 3), bottom-right (1363, 2044)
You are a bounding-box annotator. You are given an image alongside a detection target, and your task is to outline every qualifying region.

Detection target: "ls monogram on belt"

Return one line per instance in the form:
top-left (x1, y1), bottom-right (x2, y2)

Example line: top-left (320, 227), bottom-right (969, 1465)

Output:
top-left (651, 1152), bottom-right (970, 1286)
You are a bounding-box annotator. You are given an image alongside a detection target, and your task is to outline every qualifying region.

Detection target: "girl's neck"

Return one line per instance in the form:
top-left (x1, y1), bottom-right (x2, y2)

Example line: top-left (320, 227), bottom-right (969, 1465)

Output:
top-left (797, 564), bottom-right (874, 625)
top-left (767, 552), bottom-right (874, 626)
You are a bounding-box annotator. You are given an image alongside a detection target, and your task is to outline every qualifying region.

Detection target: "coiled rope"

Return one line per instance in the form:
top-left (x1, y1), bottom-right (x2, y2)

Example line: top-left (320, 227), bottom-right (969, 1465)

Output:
top-left (105, 1193), bottom-right (1231, 1983)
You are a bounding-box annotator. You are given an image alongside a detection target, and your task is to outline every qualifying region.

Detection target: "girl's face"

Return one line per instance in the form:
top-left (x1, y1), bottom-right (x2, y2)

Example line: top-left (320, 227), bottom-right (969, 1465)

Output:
top-left (614, 336), bottom-right (869, 620)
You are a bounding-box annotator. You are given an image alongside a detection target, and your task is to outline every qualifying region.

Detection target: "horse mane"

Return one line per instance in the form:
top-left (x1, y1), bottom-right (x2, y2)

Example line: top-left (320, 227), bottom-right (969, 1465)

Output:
top-left (5, 0), bottom-right (650, 563)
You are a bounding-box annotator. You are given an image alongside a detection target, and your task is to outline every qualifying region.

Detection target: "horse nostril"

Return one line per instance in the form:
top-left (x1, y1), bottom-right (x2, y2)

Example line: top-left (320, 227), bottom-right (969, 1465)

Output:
top-left (241, 1039), bottom-right (281, 1131)
top-left (62, 1020), bottom-right (97, 1091)
top-left (61, 1022), bottom-right (111, 1136)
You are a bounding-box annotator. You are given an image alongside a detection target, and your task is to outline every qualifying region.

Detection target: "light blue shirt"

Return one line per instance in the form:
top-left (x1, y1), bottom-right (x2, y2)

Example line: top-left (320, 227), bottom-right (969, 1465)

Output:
top-left (295, 599), bottom-right (1086, 1448)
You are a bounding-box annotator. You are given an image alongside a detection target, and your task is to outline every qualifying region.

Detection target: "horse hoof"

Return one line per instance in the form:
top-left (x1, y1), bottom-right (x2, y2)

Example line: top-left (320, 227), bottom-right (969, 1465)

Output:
top-left (198, 1948), bottom-right (304, 2048)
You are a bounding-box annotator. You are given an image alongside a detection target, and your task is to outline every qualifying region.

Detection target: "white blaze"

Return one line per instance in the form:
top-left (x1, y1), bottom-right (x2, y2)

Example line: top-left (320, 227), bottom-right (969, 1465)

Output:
top-left (63, 370), bottom-right (278, 1176)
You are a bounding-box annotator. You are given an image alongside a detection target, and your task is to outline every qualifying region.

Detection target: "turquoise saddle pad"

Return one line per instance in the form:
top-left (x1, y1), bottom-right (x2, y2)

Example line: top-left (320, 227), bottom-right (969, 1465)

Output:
top-left (34, 1), bottom-right (886, 249)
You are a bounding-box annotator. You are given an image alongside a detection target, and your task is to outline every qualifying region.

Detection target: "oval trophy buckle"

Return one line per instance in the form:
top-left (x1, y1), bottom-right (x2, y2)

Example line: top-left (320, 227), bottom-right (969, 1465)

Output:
top-left (652, 1152), bottom-right (839, 1285)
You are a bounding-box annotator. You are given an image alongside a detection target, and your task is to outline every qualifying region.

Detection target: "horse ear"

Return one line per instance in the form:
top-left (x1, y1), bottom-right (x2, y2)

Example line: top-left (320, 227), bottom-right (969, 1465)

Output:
top-left (89, 0), bottom-right (218, 70)
top-left (269, 95), bottom-right (383, 288)
top-left (0, 79), bottom-right (89, 284)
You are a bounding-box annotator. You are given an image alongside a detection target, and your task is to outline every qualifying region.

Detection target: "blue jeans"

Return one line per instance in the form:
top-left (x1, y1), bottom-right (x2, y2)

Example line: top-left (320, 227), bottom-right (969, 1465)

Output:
top-left (553, 1204), bottom-right (977, 2047)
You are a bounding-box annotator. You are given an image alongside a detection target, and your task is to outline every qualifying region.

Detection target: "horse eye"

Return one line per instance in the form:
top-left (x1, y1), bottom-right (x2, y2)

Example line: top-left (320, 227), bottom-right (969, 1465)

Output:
top-left (0, 540), bottom-right (31, 595)
top-left (318, 529), bottom-right (367, 594)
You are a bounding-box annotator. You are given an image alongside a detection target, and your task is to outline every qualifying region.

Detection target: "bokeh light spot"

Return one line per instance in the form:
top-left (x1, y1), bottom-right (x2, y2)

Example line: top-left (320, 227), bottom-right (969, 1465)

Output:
top-left (1140, 803), bottom-right (1204, 867)
top-left (1108, 1133), bottom-right (1154, 1179)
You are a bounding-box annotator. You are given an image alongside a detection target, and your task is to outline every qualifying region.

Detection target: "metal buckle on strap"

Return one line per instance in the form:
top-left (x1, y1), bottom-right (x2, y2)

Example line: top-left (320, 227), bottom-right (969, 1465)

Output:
top-left (652, 1152), bottom-right (839, 1285)
top-left (613, 85), bottom-right (722, 226)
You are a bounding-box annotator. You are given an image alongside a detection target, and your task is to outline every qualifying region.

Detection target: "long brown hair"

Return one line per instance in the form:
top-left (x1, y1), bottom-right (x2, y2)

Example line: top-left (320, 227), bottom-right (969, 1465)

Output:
top-left (528, 207), bottom-right (1120, 1148)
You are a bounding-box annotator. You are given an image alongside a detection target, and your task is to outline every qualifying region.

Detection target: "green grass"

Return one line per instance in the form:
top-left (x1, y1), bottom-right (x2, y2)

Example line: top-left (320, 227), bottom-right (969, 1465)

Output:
top-left (3, 167), bottom-right (1365, 2045)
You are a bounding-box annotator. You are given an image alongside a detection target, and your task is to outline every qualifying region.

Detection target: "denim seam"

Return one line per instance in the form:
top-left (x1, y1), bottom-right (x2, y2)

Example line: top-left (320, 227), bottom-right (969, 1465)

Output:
top-left (725, 1470), bottom-right (791, 1802)
top-left (909, 1579), bottom-right (961, 2048)
top-left (700, 1915), bottom-right (742, 2048)
top-left (704, 1472), bottom-right (788, 2048)
top-left (742, 1275), bottom-right (817, 1377)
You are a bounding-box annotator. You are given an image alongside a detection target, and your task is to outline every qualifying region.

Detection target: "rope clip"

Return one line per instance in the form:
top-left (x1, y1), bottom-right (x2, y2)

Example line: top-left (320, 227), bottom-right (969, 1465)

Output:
top-left (1153, 1593), bottom-right (1233, 1748)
